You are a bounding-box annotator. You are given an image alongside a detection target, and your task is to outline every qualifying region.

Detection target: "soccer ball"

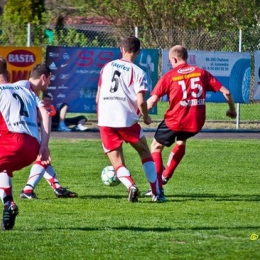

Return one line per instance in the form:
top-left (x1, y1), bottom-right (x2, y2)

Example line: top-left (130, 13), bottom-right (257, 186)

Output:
top-left (101, 166), bottom-right (120, 186)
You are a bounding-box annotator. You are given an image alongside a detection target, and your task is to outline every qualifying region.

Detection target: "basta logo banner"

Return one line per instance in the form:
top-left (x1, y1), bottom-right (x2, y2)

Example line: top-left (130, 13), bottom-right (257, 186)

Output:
top-left (45, 46), bottom-right (158, 113)
top-left (0, 46), bottom-right (42, 82)
top-left (162, 49), bottom-right (251, 103)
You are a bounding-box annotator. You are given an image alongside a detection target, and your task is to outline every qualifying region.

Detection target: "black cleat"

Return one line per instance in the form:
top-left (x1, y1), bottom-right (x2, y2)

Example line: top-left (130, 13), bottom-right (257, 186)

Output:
top-left (2, 202), bottom-right (19, 231)
top-left (54, 187), bottom-right (78, 198)
top-left (128, 185), bottom-right (140, 202)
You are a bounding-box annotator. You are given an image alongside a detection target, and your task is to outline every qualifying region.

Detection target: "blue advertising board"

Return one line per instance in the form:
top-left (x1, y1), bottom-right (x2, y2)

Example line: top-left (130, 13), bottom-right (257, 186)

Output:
top-left (45, 46), bottom-right (158, 113)
top-left (162, 49), bottom-right (251, 103)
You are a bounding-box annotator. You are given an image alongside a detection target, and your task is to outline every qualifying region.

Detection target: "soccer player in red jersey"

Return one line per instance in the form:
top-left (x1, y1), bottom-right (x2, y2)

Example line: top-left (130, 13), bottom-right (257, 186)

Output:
top-left (146, 45), bottom-right (237, 194)
top-left (0, 57), bottom-right (51, 230)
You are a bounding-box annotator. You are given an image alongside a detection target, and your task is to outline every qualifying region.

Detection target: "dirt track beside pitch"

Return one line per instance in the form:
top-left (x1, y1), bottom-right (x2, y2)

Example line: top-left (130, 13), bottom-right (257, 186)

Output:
top-left (50, 129), bottom-right (260, 140)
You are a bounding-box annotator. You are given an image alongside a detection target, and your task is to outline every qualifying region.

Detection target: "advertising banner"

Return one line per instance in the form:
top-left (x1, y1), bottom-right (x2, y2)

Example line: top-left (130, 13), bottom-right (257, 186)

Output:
top-left (0, 46), bottom-right (42, 82)
top-left (45, 46), bottom-right (158, 113)
top-left (162, 49), bottom-right (251, 103)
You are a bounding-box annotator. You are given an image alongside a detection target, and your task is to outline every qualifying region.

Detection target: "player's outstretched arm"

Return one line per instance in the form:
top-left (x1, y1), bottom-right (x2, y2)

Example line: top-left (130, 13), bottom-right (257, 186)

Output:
top-left (219, 86), bottom-right (237, 118)
top-left (147, 95), bottom-right (160, 111)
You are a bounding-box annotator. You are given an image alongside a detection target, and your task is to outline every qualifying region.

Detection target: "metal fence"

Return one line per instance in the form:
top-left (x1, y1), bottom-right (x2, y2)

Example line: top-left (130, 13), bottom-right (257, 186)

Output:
top-left (0, 23), bottom-right (259, 131)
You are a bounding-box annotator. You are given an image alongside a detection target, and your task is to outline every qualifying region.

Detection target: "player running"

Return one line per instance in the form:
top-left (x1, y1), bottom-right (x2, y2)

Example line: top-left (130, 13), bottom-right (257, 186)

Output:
top-left (96, 36), bottom-right (164, 202)
top-left (145, 45), bottom-right (237, 196)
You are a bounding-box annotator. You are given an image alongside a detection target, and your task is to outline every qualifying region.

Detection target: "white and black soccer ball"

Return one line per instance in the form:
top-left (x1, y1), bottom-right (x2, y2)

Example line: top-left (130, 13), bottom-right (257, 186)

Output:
top-left (101, 166), bottom-right (120, 186)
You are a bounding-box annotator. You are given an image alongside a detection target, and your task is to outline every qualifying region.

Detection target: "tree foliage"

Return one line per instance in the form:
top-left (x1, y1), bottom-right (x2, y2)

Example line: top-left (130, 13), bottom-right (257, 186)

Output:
top-left (3, 0), bottom-right (46, 24)
top-left (69, 0), bottom-right (260, 31)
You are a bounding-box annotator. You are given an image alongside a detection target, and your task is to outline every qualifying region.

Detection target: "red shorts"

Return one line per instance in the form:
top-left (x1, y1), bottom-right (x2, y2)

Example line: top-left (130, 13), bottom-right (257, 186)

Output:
top-left (0, 132), bottom-right (39, 177)
top-left (99, 123), bottom-right (144, 153)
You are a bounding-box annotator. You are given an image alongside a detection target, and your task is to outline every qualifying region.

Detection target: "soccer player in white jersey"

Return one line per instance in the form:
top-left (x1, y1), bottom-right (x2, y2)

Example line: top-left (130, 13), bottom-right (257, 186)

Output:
top-left (17, 64), bottom-right (78, 199)
top-left (0, 57), bottom-right (51, 230)
top-left (96, 36), bottom-right (164, 202)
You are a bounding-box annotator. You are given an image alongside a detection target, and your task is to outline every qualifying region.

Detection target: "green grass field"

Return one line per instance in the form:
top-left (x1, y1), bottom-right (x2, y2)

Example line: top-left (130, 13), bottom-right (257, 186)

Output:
top-left (1, 137), bottom-right (260, 260)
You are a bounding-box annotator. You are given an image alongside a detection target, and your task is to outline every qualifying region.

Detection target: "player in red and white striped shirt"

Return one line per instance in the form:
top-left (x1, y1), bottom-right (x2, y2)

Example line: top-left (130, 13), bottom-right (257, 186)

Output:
top-left (97, 36), bottom-right (163, 202)
top-left (146, 45), bottom-right (237, 195)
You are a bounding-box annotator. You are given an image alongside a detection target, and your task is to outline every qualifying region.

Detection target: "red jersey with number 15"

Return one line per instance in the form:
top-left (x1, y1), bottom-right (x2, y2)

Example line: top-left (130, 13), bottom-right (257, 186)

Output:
top-left (152, 63), bottom-right (222, 132)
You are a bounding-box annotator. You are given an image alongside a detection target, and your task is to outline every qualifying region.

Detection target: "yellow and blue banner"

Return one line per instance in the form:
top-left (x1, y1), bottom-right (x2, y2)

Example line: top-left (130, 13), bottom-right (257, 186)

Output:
top-left (0, 46), bottom-right (42, 82)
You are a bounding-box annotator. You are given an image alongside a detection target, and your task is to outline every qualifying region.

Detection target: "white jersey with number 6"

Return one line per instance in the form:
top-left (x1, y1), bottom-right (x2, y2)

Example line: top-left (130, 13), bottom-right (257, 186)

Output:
top-left (0, 80), bottom-right (43, 142)
top-left (98, 59), bottom-right (149, 127)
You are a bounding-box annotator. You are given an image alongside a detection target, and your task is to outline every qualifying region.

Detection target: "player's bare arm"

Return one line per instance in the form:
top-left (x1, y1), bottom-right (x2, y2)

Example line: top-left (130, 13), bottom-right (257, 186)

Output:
top-left (147, 95), bottom-right (160, 111)
top-left (219, 86), bottom-right (237, 118)
top-left (96, 86), bottom-right (101, 104)
top-left (38, 106), bottom-right (52, 164)
top-left (137, 92), bottom-right (151, 125)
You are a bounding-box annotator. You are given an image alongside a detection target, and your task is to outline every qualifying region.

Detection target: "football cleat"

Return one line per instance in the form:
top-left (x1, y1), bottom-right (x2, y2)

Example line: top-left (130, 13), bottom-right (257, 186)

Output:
top-left (128, 185), bottom-right (140, 202)
top-left (162, 176), bottom-right (169, 185)
top-left (54, 187), bottom-right (78, 198)
top-left (2, 202), bottom-right (19, 230)
top-left (152, 194), bottom-right (167, 202)
top-left (143, 189), bottom-right (153, 197)
top-left (19, 190), bottom-right (38, 199)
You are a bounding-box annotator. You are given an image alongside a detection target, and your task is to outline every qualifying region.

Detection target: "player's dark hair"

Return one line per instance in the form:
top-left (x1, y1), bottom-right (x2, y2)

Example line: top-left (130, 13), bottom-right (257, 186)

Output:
top-left (121, 36), bottom-right (141, 54)
top-left (30, 63), bottom-right (51, 79)
top-left (0, 56), bottom-right (8, 75)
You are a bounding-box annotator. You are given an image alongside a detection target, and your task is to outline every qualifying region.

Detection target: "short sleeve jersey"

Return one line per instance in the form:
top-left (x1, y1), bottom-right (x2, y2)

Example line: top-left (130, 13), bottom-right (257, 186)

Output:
top-left (0, 80), bottom-right (44, 142)
top-left (97, 59), bottom-right (149, 127)
top-left (152, 63), bottom-right (222, 132)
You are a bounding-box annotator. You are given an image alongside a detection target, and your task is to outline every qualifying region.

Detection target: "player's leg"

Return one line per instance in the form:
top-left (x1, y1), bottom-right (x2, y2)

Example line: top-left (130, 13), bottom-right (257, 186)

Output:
top-left (162, 139), bottom-right (186, 183)
top-left (107, 147), bottom-right (140, 202)
top-left (57, 103), bottom-right (71, 132)
top-left (65, 116), bottom-right (88, 131)
top-left (43, 165), bottom-right (78, 198)
top-left (0, 133), bottom-right (38, 230)
top-left (162, 132), bottom-right (197, 183)
top-left (20, 161), bottom-right (46, 199)
top-left (0, 171), bottom-right (18, 230)
top-left (130, 135), bottom-right (163, 201)
top-left (99, 126), bottom-right (138, 202)
top-left (125, 124), bottom-right (164, 202)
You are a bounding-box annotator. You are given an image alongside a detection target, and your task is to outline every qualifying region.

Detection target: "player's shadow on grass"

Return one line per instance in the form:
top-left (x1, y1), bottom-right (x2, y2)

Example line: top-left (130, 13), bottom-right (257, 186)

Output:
top-left (64, 225), bottom-right (260, 232)
top-left (167, 193), bottom-right (260, 202)
top-left (78, 195), bottom-right (129, 200)
top-left (78, 193), bottom-right (260, 202)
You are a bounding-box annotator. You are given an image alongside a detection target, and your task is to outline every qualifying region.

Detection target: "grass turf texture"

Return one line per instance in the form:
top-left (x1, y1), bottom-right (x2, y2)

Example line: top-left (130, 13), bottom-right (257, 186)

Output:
top-left (1, 137), bottom-right (260, 260)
